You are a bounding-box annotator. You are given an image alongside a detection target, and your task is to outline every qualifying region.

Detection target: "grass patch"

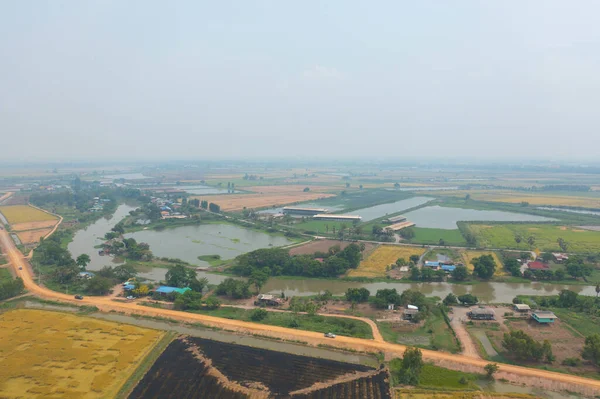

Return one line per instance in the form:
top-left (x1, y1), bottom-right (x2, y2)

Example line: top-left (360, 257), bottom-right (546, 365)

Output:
top-left (378, 307), bottom-right (460, 353)
top-left (409, 227), bottom-right (467, 246)
top-left (390, 360), bottom-right (479, 389)
top-left (187, 306), bottom-right (373, 339)
top-left (551, 308), bottom-right (600, 337)
top-left (196, 254), bottom-right (229, 267)
top-left (467, 223), bottom-right (600, 253)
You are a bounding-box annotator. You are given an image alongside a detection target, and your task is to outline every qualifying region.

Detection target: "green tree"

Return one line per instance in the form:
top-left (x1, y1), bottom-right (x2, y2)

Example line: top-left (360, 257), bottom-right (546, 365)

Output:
top-left (86, 276), bottom-right (113, 295)
top-left (397, 347), bottom-right (424, 385)
top-left (457, 293), bottom-right (478, 306)
top-left (484, 363), bottom-right (499, 379)
top-left (582, 334), bottom-right (600, 366)
top-left (345, 287), bottom-right (370, 303)
top-left (504, 258), bottom-right (522, 277)
top-left (250, 308), bottom-right (268, 321)
top-left (558, 290), bottom-right (578, 307)
top-left (399, 228), bottom-right (415, 240)
top-left (165, 264), bottom-right (197, 288)
top-left (396, 258), bottom-right (408, 267)
top-left (303, 187), bottom-right (310, 192)
top-left (596, 284), bottom-right (600, 298)
top-left (471, 255), bottom-right (496, 280)
top-left (189, 277), bottom-right (209, 293)
top-left (565, 257), bottom-right (592, 279)
top-left (443, 293), bottom-right (458, 306)
top-left (409, 266), bottom-right (421, 281)
top-left (111, 224), bottom-right (125, 234)
top-left (248, 269), bottom-right (270, 293)
top-left (409, 254), bottom-right (420, 264)
top-left (75, 254), bottom-right (91, 271)
top-left (527, 236), bottom-right (536, 248)
top-left (451, 265), bottom-right (469, 281)
top-left (502, 330), bottom-right (553, 362)
top-left (113, 264), bottom-right (138, 281)
top-left (204, 295), bottom-right (221, 309)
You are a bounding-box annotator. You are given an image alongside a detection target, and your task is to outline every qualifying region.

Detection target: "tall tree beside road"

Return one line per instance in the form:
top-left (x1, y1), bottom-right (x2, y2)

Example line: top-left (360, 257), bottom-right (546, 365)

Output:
top-left (397, 347), bottom-right (424, 385)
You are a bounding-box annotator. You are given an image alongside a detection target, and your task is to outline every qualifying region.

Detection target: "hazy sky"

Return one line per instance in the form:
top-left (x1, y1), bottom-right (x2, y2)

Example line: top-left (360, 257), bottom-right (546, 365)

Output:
top-left (2, 1), bottom-right (600, 162)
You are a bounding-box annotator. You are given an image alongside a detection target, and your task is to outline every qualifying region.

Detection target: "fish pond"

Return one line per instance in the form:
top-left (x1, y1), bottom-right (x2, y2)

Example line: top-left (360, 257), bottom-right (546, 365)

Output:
top-left (343, 196), bottom-right (432, 221)
top-left (124, 223), bottom-right (294, 266)
top-left (403, 205), bottom-right (555, 229)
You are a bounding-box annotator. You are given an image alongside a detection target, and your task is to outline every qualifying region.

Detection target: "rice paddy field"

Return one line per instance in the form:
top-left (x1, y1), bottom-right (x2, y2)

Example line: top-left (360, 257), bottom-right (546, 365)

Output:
top-left (467, 223), bottom-right (600, 253)
top-left (191, 192), bottom-right (336, 212)
top-left (459, 250), bottom-right (506, 276)
top-left (0, 309), bottom-right (164, 399)
top-left (410, 227), bottom-right (467, 246)
top-left (349, 245), bottom-right (426, 278)
top-left (0, 205), bottom-right (58, 224)
top-left (432, 190), bottom-right (600, 209)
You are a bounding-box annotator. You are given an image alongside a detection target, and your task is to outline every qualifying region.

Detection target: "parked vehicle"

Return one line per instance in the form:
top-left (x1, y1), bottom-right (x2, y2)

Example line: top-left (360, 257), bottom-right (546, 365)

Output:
top-left (324, 332), bottom-right (336, 338)
top-left (74, 295), bottom-right (83, 300)
top-left (126, 296), bottom-right (134, 300)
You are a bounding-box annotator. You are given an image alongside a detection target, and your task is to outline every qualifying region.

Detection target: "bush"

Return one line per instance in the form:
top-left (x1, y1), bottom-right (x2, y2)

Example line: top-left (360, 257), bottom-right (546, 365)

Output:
top-left (562, 357), bottom-right (582, 367)
top-left (250, 308), bottom-right (268, 322)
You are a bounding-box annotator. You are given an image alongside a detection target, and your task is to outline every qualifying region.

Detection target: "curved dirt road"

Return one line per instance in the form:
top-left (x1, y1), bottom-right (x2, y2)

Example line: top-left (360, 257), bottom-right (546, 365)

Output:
top-left (1, 229), bottom-right (600, 395)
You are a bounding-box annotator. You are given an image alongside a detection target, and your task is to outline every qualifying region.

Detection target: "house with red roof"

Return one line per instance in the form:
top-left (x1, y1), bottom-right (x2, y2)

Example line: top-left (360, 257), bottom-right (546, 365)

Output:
top-left (527, 261), bottom-right (549, 270)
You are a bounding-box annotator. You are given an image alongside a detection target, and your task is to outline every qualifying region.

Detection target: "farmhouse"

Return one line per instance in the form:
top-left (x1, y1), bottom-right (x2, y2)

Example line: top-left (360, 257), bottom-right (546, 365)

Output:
top-left (77, 272), bottom-right (95, 280)
top-left (552, 253), bottom-right (569, 263)
top-left (254, 294), bottom-right (283, 306)
top-left (513, 304), bottom-right (531, 312)
top-left (531, 310), bottom-right (557, 324)
top-left (424, 261), bottom-right (440, 268)
top-left (403, 309), bottom-right (419, 320)
top-left (383, 215), bottom-right (407, 224)
top-left (467, 308), bottom-right (495, 320)
top-left (527, 261), bottom-right (550, 270)
top-left (282, 207), bottom-right (328, 216)
top-left (313, 214), bottom-right (362, 222)
top-left (441, 264), bottom-right (456, 272)
top-left (384, 221), bottom-right (416, 231)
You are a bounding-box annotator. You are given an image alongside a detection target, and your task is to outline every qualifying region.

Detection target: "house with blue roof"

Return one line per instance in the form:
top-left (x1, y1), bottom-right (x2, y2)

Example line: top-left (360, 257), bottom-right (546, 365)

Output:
top-left (424, 261), bottom-right (440, 268)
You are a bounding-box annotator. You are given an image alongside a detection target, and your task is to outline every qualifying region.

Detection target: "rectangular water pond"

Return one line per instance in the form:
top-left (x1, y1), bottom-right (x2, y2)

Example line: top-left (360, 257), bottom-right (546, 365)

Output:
top-left (403, 205), bottom-right (555, 229)
top-left (343, 196), bottom-right (432, 221)
top-left (124, 223), bottom-right (294, 265)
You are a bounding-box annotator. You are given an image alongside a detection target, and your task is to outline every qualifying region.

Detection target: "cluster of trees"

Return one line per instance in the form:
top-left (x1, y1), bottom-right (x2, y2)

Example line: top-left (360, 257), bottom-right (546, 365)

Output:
top-left (408, 266), bottom-right (446, 282)
top-left (502, 330), bottom-right (554, 363)
top-left (345, 288), bottom-right (370, 303)
top-left (0, 277), bottom-right (24, 300)
top-left (208, 203), bottom-right (221, 213)
top-left (443, 293), bottom-right (479, 306)
top-left (534, 290), bottom-right (600, 317)
top-left (173, 290), bottom-right (221, 311)
top-left (582, 334), bottom-right (600, 366)
top-left (103, 237), bottom-right (153, 261)
top-left (509, 256), bottom-right (594, 281)
top-left (231, 244), bottom-right (363, 279)
top-left (289, 297), bottom-right (320, 314)
top-left (215, 278), bottom-right (252, 299)
top-left (371, 225), bottom-right (395, 242)
top-left (471, 255), bottom-right (496, 280)
top-left (165, 264), bottom-right (208, 292)
top-left (371, 289), bottom-right (430, 317)
top-left (34, 232), bottom-right (82, 285)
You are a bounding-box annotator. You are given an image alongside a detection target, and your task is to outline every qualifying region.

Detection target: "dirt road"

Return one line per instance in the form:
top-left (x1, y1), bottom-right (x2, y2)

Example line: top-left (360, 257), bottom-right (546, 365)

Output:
top-left (449, 307), bottom-right (480, 359)
top-left (219, 303), bottom-right (384, 342)
top-left (0, 192), bottom-right (13, 205)
top-left (1, 229), bottom-right (600, 396)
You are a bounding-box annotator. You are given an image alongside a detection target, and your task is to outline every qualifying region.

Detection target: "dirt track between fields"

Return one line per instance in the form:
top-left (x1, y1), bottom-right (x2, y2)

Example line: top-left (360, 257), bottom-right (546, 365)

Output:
top-left (1, 226), bottom-right (600, 396)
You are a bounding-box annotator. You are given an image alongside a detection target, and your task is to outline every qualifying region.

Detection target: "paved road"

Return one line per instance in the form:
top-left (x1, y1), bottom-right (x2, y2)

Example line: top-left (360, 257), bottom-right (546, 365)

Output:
top-left (1, 228), bottom-right (600, 395)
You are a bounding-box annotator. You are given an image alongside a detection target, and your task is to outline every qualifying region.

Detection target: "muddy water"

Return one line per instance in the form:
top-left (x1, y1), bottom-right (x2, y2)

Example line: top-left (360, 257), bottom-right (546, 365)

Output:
top-left (260, 278), bottom-right (600, 303)
top-left (68, 204), bottom-right (136, 270)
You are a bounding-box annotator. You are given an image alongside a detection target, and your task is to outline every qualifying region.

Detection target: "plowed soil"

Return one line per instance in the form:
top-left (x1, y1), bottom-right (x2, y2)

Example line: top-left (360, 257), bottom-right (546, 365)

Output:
top-left (12, 220), bottom-right (58, 231)
top-left (16, 228), bottom-right (53, 244)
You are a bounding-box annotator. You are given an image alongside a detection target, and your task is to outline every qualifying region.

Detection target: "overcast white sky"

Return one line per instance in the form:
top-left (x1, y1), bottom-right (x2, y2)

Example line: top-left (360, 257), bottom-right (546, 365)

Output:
top-left (1, 1), bottom-right (600, 162)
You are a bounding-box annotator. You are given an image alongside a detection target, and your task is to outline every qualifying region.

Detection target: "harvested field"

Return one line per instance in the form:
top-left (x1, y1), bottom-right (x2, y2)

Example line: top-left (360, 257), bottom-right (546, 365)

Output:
top-left (0, 205), bottom-right (57, 224)
top-left (192, 192), bottom-right (336, 212)
top-left (129, 336), bottom-right (384, 399)
top-left (16, 227), bottom-right (53, 245)
top-left (0, 309), bottom-right (164, 399)
top-left (11, 219), bottom-right (58, 231)
top-left (459, 250), bottom-right (506, 276)
top-left (244, 185), bottom-right (337, 194)
top-left (350, 245), bottom-right (426, 278)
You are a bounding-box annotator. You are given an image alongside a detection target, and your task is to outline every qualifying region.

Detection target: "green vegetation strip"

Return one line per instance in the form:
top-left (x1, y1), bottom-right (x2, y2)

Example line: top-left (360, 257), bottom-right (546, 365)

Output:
top-left (390, 361), bottom-right (480, 389)
top-left (187, 307), bottom-right (373, 339)
top-left (115, 331), bottom-right (177, 399)
top-left (409, 227), bottom-right (467, 246)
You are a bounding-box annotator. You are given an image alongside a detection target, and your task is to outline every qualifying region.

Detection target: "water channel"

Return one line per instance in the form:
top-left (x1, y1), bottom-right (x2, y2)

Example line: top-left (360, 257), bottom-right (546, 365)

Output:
top-left (68, 204), bottom-right (599, 302)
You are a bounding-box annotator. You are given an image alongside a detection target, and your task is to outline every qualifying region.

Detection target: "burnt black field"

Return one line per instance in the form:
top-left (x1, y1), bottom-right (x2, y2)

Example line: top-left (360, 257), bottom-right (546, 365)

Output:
top-left (128, 336), bottom-right (391, 399)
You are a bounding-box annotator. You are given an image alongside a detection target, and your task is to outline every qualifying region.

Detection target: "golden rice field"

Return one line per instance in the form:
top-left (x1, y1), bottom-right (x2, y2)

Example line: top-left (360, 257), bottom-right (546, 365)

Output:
top-left (432, 190), bottom-right (600, 209)
top-left (459, 250), bottom-right (506, 276)
top-left (349, 245), bottom-right (426, 277)
top-left (0, 309), bottom-right (164, 399)
top-left (0, 205), bottom-right (58, 224)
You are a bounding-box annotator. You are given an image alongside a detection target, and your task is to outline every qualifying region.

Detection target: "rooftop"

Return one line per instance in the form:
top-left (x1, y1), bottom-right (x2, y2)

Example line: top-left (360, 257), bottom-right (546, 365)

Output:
top-left (527, 261), bottom-right (550, 270)
top-left (469, 308), bottom-right (495, 315)
top-left (282, 207), bottom-right (328, 212)
top-left (514, 304), bottom-right (531, 311)
top-left (313, 214), bottom-right (362, 220)
top-left (155, 286), bottom-right (191, 294)
top-left (532, 310), bottom-right (557, 319)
